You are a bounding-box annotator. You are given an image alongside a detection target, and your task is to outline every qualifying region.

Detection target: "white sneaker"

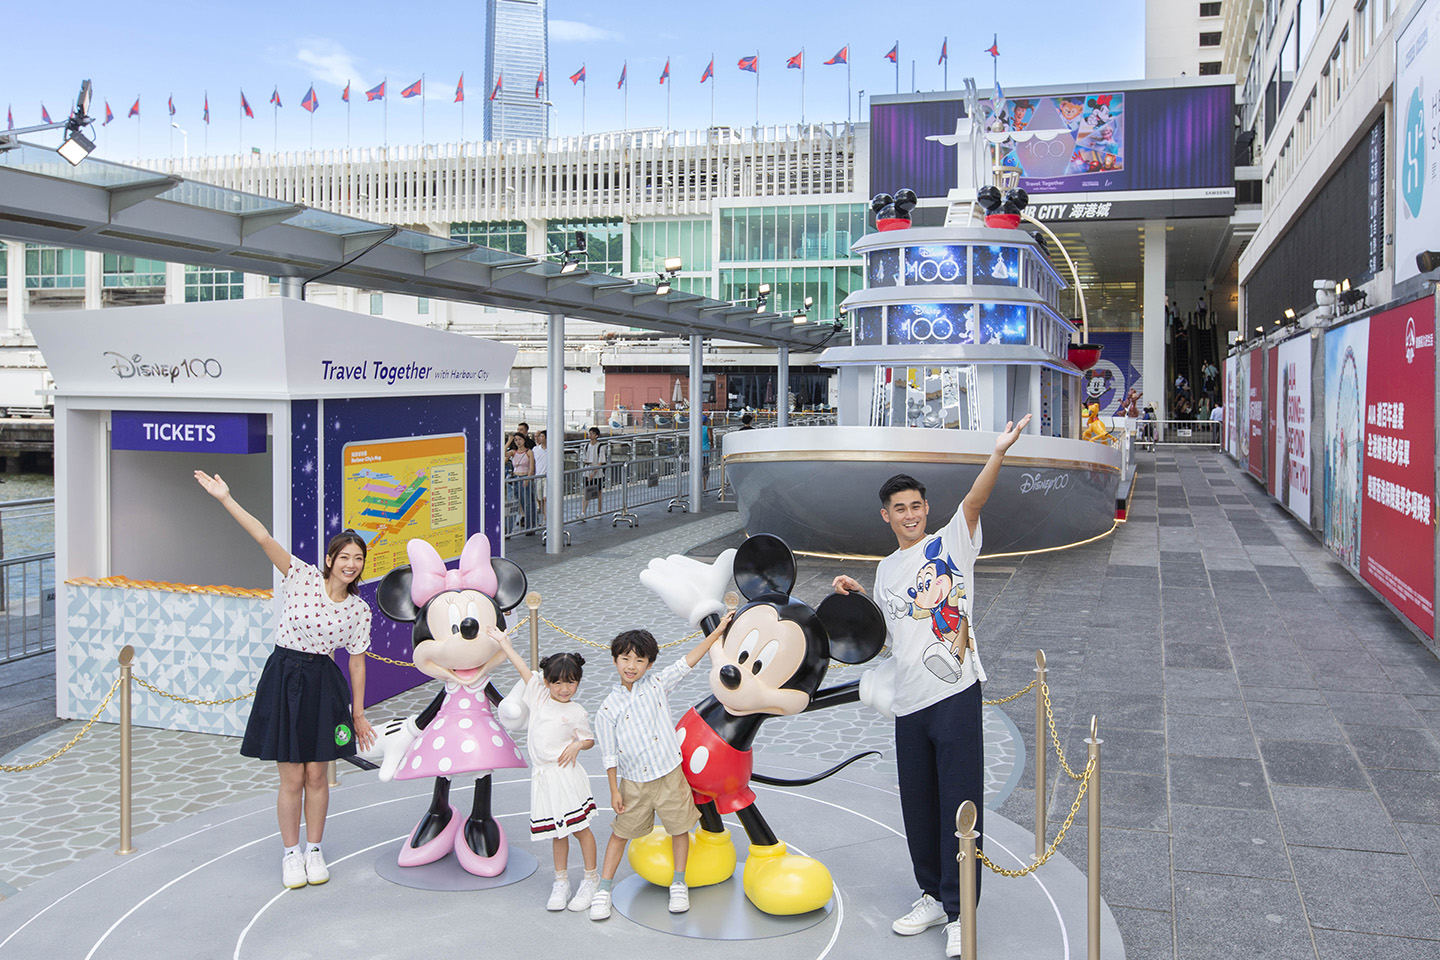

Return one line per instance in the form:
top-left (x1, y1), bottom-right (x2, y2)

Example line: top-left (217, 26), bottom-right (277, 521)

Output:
top-left (546, 877), bottom-right (572, 911)
top-left (589, 888), bottom-right (612, 920)
top-left (282, 851), bottom-right (307, 889)
top-left (568, 875), bottom-right (599, 912)
top-left (668, 881), bottom-right (690, 913)
top-left (304, 848), bottom-right (329, 885)
top-left (892, 893), bottom-right (946, 935)
top-left (945, 919), bottom-right (965, 957)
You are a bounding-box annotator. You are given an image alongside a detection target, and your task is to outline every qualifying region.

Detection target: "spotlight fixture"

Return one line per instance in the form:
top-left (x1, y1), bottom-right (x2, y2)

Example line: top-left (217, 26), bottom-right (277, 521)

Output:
top-left (1418, 251), bottom-right (1440, 275)
top-left (663, 256), bottom-right (683, 273)
top-left (755, 283), bottom-right (771, 315)
top-left (559, 255), bottom-right (580, 274)
top-left (653, 256), bottom-right (683, 297)
top-left (1, 80), bottom-right (97, 165)
top-left (572, 231), bottom-right (587, 254)
top-left (655, 280), bottom-right (671, 296)
top-left (56, 128), bottom-right (95, 166)
top-left (1283, 308), bottom-right (1295, 320)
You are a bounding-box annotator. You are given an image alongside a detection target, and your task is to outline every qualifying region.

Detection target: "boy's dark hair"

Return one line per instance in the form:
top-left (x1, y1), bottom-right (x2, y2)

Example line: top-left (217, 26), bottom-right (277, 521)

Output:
top-left (539, 652), bottom-right (585, 684)
top-left (611, 629), bottom-right (659, 663)
top-left (740, 413), bottom-right (753, 425)
top-left (879, 473), bottom-right (926, 505)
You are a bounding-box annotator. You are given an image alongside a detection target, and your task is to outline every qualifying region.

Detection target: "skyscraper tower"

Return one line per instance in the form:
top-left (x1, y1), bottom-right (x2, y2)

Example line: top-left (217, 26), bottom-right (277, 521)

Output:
top-left (484, 0), bottom-right (550, 141)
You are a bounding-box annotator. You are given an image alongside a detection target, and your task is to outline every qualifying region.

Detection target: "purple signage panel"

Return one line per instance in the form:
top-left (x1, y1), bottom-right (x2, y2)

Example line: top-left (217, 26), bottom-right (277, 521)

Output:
top-left (112, 411), bottom-right (267, 453)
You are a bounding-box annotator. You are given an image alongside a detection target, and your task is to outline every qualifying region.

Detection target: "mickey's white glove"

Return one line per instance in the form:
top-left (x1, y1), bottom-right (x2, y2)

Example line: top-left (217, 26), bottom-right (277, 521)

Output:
top-left (496, 678), bottom-right (529, 733)
top-left (374, 716), bottom-right (421, 783)
top-left (858, 658), bottom-right (897, 719)
top-left (640, 548), bottom-right (737, 629)
top-left (882, 591), bottom-right (910, 620)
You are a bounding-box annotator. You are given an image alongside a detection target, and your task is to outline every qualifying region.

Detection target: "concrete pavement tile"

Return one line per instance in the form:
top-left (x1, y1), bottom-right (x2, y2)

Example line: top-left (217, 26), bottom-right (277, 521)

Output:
top-left (1288, 846), bottom-right (1440, 939)
top-left (1165, 714), bottom-right (1259, 760)
top-left (1258, 740), bottom-right (1367, 789)
top-left (1369, 769), bottom-right (1440, 824)
top-left (1173, 871), bottom-right (1314, 960)
top-left (1109, 907), bottom-right (1175, 960)
top-left (1168, 755), bottom-right (1272, 810)
top-left (1311, 929), bottom-right (1440, 960)
top-left (1341, 723), bottom-right (1440, 771)
top-left (1271, 784), bottom-right (1405, 853)
top-left (1169, 803), bottom-right (1293, 881)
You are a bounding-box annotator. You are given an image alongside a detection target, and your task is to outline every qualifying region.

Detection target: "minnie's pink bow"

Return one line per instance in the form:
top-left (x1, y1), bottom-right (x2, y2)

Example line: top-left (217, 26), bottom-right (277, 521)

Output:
top-left (408, 534), bottom-right (498, 607)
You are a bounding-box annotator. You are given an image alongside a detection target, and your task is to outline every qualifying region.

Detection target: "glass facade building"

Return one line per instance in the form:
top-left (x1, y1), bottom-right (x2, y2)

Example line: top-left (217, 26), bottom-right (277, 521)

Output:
top-left (547, 219), bottom-right (624, 276)
top-left (484, 0), bottom-right (549, 142)
top-left (451, 220), bottom-right (529, 255)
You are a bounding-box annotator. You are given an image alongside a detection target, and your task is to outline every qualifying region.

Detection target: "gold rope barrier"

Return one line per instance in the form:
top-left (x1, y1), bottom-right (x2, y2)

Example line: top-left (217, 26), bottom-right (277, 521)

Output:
top-left (0, 674), bottom-right (123, 773)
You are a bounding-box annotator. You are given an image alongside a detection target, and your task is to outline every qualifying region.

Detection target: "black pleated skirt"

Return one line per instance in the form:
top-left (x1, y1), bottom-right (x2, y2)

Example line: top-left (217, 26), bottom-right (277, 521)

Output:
top-left (241, 646), bottom-right (357, 763)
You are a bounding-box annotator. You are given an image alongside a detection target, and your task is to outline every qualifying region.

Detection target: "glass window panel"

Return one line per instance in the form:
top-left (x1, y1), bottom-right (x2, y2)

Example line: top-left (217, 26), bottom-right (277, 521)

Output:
top-left (719, 210), bottom-right (734, 262)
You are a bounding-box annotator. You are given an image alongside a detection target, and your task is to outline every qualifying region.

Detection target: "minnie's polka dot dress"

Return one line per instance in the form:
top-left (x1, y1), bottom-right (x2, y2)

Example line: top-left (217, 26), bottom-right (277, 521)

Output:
top-left (394, 682), bottom-right (526, 780)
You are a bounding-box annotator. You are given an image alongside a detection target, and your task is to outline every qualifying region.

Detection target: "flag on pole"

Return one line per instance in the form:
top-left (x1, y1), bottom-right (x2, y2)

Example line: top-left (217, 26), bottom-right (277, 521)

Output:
top-left (824, 46), bottom-right (848, 65)
top-left (617, 64), bottom-right (627, 89)
top-left (128, 99), bottom-right (140, 118)
top-left (104, 101), bottom-right (114, 125)
top-left (5, 106), bottom-right (11, 130)
top-left (366, 81), bottom-right (386, 101)
top-left (738, 55), bottom-right (758, 73)
top-left (700, 58), bottom-right (714, 82)
top-left (570, 66), bottom-right (586, 84)
top-left (454, 74), bottom-right (465, 102)
top-left (660, 59), bottom-right (670, 84)
top-left (884, 43), bottom-right (898, 63)
top-left (203, 95), bottom-right (209, 124)
top-left (168, 95), bottom-right (176, 117)
top-left (535, 71), bottom-right (544, 98)
top-left (342, 82), bottom-right (350, 103)
top-left (302, 85), bottom-right (318, 113)
top-left (41, 104), bottom-right (52, 124)
top-left (491, 74), bottom-right (503, 100)
top-left (985, 36), bottom-right (999, 57)
top-left (939, 39), bottom-right (948, 64)
top-left (241, 91), bottom-right (253, 117)
top-left (786, 52), bottom-right (803, 69)
top-left (401, 78), bottom-right (422, 98)
top-left (270, 88), bottom-right (282, 108)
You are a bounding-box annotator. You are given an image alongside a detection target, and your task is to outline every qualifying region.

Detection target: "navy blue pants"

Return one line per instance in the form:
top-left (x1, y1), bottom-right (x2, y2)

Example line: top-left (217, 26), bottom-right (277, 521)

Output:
top-left (895, 684), bottom-right (984, 920)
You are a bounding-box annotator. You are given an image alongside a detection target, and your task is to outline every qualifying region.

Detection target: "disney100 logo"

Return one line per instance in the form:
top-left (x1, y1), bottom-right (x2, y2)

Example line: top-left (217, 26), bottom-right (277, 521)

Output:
top-left (103, 352), bottom-right (223, 382)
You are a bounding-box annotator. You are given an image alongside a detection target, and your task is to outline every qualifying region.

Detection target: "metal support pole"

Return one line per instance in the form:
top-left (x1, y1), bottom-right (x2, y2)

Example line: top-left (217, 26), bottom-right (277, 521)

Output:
top-left (279, 276), bottom-right (305, 299)
top-left (612, 461), bottom-right (637, 526)
top-left (117, 645), bottom-right (134, 855)
top-left (778, 345), bottom-right (790, 427)
top-left (688, 335), bottom-right (703, 512)
top-left (1086, 715), bottom-right (1103, 960)
top-left (1033, 649), bottom-right (1047, 862)
top-left (546, 313), bottom-right (565, 554)
top-left (955, 799), bottom-right (980, 960)
top-left (527, 592), bottom-right (541, 670)
top-left (328, 760), bottom-right (339, 787)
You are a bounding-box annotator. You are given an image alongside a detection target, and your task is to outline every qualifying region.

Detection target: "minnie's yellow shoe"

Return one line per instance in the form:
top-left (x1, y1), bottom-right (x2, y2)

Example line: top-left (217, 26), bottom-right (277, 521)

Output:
top-left (626, 826), bottom-right (737, 888)
top-left (741, 841), bottom-right (834, 915)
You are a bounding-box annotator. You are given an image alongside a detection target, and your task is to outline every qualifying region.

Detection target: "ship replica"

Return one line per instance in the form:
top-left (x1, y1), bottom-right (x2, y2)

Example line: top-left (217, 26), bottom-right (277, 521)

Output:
top-left (723, 81), bottom-right (1128, 558)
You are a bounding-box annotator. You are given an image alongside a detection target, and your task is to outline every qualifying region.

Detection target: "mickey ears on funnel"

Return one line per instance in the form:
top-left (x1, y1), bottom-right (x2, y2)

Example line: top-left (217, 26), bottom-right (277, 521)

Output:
top-left (1003, 187), bottom-right (1029, 213)
top-left (816, 592), bottom-right (887, 664)
top-left (377, 566), bottom-right (419, 623)
top-left (976, 185), bottom-right (1003, 212)
top-left (733, 533), bottom-right (797, 601)
top-left (870, 193), bottom-right (894, 215)
top-left (491, 557), bottom-right (528, 613)
top-left (894, 188), bottom-right (917, 214)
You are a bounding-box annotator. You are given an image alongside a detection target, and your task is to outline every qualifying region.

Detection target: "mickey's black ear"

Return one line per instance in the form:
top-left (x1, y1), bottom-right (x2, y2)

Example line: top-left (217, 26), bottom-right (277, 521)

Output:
top-left (491, 558), bottom-right (528, 613)
top-left (377, 566), bottom-right (419, 623)
top-left (870, 192), bottom-right (894, 215)
top-left (816, 592), bottom-right (887, 664)
top-left (733, 533), bottom-right (796, 600)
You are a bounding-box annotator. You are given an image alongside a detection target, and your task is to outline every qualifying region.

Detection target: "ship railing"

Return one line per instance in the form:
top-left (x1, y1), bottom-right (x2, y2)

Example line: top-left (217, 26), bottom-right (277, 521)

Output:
top-left (0, 497), bottom-right (56, 665)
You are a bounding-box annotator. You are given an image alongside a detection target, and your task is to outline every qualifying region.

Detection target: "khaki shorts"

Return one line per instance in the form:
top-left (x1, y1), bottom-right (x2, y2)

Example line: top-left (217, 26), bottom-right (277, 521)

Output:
top-left (609, 767), bottom-right (699, 840)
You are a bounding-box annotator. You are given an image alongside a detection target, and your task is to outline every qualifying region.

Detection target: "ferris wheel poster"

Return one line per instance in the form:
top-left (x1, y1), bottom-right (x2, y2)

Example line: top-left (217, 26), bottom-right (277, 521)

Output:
top-left (1358, 296), bottom-right (1435, 637)
top-left (1247, 350), bottom-right (1265, 482)
top-left (1324, 317), bottom-right (1369, 570)
top-left (1276, 334), bottom-right (1312, 522)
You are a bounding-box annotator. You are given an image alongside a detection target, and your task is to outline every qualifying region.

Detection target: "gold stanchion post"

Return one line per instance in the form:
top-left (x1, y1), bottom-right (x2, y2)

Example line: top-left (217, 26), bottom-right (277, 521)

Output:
top-left (1033, 649), bottom-right (1047, 862)
top-left (955, 800), bottom-right (979, 960)
top-left (527, 592), bottom-right (542, 670)
top-left (117, 645), bottom-right (134, 856)
top-left (328, 760), bottom-right (339, 787)
top-left (1086, 715), bottom-right (1102, 960)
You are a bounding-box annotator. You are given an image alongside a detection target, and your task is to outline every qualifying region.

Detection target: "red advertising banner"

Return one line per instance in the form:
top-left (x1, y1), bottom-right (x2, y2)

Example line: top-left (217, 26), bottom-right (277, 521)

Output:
top-left (1266, 346), bottom-right (1279, 496)
top-left (1359, 296), bottom-right (1436, 638)
top-left (1247, 349), bottom-right (1264, 481)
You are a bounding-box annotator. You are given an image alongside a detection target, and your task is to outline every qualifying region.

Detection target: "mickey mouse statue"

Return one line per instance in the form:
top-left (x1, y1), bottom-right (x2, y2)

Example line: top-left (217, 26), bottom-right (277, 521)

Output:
top-left (977, 184), bottom-right (1029, 229)
top-left (365, 534), bottom-right (529, 876)
top-left (631, 534), bottom-right (887, 915)
top-left (872, 188), bottom-right (918, 232)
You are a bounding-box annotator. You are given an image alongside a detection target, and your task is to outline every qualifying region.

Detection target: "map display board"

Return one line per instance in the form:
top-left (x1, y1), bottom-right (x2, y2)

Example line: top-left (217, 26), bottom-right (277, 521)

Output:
top-left (341, 434), bottom-right (466, 581)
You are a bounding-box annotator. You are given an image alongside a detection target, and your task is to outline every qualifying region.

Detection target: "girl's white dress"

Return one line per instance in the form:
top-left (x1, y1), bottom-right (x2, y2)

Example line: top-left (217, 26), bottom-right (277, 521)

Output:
top-left (523, 675), bottom-right (597, 840)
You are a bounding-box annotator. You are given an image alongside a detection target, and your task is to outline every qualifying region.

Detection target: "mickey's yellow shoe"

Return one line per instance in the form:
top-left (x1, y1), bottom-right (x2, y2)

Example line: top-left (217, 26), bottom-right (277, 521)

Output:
top-left (741, 841), bottom-right (834, 915)
top-left (626, 826), bottom-right (737, 888)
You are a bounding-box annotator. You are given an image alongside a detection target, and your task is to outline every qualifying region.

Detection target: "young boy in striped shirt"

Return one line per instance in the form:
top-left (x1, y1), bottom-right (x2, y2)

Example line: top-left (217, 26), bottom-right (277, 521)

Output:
top-left (588, 615), bottom-right (732, 920)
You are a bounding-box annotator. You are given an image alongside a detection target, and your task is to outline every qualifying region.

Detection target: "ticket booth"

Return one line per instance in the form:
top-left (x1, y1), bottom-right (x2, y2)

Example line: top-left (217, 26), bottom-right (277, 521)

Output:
top-left (32, 298), bottom-right (516, 735)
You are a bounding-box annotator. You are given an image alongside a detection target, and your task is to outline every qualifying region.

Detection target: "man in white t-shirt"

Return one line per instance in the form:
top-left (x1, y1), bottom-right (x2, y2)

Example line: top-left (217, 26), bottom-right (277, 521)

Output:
top-left (833, 414), bottom-right (1030, 958)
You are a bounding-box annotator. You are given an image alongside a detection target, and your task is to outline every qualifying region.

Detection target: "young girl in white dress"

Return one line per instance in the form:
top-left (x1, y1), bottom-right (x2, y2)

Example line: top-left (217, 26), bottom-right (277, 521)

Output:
top-left (495, 630), bottom-right (600, 911)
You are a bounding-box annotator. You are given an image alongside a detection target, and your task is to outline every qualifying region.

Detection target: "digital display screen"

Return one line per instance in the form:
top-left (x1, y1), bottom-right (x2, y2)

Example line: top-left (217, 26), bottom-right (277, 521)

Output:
top-left (867, 248), bottom-right (901, 287)
top-left (888, 303), bottom-right (976, 345)
top-left (972, 246), bottom-right (1020, 285)
top-left (977, 303), bottom-right (1030, 344)
top-left (852, 306), bottom-right (884, 345)
top-left (904, 245), bottom-right (967, 285)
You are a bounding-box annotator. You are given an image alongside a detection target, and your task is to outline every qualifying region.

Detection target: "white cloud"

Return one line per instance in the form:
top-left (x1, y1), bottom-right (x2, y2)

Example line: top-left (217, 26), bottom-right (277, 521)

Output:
top-left (296, 40), bottom-right (366, 89)
top-left (550, 19), bottom-right (623, 43)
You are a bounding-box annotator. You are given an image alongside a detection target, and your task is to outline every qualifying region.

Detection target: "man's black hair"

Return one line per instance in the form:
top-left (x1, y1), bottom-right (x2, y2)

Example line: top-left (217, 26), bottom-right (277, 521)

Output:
top-left (879, 473), bottom-right (926, 505)
top-left (611, 629), bottom-right (659, 663)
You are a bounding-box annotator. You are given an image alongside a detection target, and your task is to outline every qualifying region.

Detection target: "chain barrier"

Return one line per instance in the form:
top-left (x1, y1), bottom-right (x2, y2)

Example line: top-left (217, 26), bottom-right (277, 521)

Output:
top-left (0, 675), bottom-right (123, 772)
top-left (541, 615), bottom-right (701, 650)
top-left (982, 678), bottom-right (1037, 706)
top-left (975, 754), bottom-right (1096, 877)
top-left (1041, 678), bottom-right (1087, 781)
top-left (364, 616), bottom-right (531, 669)
top-left (133, 676), bottom-right (255, 706)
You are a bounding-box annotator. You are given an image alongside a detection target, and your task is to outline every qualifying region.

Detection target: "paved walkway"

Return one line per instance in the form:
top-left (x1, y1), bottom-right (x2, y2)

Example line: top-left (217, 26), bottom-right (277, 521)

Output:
top-left (2, 449), bottom-right (1439, 960)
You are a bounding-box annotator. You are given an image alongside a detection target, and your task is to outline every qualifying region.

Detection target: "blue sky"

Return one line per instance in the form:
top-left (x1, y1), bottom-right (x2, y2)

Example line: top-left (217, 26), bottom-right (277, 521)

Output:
top-left (4, 0), bottom-right (1145, 161)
